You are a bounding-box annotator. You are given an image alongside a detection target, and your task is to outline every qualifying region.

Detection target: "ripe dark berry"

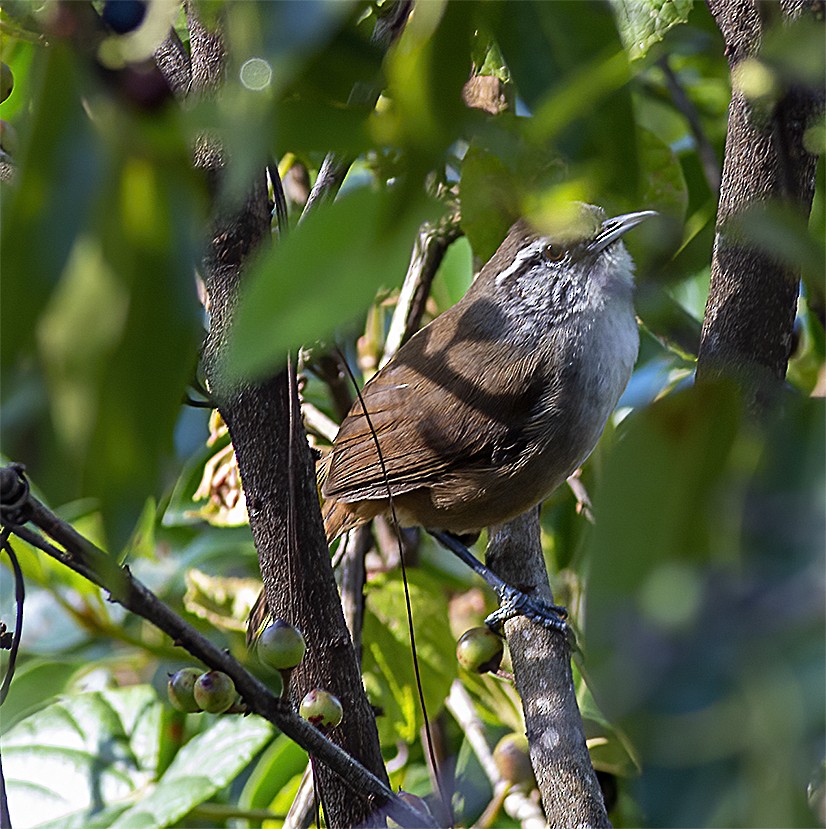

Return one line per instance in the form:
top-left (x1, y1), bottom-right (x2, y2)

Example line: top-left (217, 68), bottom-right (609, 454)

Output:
top-left (299, 689), bottom-right (343, 728)
top-left (101, 0), bottom-right (148, 35)
top-left (456, 626), bottom-right (504, 673)
top-left (193, 670), bottom-right (236, 714)
top-left (167, 667), bottom-right (202, 713)
top-left (0, 63), bottom-right (13, 104)
top-left (258, 619), bottom-right (307, 670)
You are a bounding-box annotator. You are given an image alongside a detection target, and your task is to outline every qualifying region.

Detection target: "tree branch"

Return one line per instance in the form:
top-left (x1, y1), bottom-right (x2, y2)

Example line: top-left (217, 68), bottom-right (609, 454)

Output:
top-left (0, 466), bottom-right (433, 829)
top-left (381, 213), bottom-right (463, 365)
top-left (486, 510), bottom-right (610, 828)
top-left (697, 0), bottom-right (823, 410)
top-left (178, 5), bottom-right (400, 824)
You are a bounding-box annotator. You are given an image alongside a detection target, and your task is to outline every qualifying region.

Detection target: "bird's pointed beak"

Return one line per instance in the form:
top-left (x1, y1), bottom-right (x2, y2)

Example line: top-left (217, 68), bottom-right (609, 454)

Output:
top-left (591, 210), bottom-right (658, 253)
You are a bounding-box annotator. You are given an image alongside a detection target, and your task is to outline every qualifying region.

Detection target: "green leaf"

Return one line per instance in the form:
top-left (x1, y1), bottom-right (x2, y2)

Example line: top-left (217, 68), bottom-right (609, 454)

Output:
top-left (637, 127), bottom-right (689, 220)
top-left (227, 186), bottom-right (438, 379)
top-left (4, 686), bottom-right (161, 829)
top-left (183, 568), bottom-right (260, 633)
top-left (610, 0), bottom-right (694, 60)
top-left (239, 733), bottom-right (308, 812)
top-left (362, 571), bottom-right (456, 745)
top-left (585, 388), bottom-right (826, 826)
top-left (459, 144), bottom-right (519, 261)
top-left (4, 685), bottom-right (274, 829)
top-left (0, 658), bottom-right (87, 735)
top-left (430, 236), bottom-right (473, 312)
top-left (108, 715), bottom-right (273, 829)
top-left (488, 2), bottom-right (639, 209)
top-left (1, 44), bottom-right (103, 370)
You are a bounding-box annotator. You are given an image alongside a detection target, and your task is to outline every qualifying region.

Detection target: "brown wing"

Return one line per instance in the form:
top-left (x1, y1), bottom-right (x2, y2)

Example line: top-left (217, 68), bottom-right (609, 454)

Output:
top-left (322, 298), bottom-right (548, 504)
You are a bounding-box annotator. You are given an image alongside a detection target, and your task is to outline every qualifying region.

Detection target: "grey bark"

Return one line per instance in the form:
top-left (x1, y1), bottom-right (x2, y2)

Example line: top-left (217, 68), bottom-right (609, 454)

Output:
top-left (486, 510), bottom-right (610, 828)
top-left (698, 0), bottom-right (823, 410)
top-left (183, 8), bottom-right (392, 827)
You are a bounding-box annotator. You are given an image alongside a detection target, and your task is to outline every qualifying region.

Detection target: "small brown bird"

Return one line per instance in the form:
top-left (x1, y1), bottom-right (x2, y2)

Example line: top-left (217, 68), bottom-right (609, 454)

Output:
top-left (249, 205), bottom-right (654, 637)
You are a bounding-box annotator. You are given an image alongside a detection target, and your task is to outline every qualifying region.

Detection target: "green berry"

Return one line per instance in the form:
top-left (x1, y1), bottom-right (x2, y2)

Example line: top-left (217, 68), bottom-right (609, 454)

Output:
top-left (493, 733), bottom-right (534, 787)
top-left (0, 63), bottom-right (13, 104)
top-left (193, 670), bottom-right (236, 714)
top-left (456, 626), bottom-right (504, 673)
top-left (167, 667), bottom-right (202, 713)
top-left (258, 619), bottom-right (306, 670)
top-left (299, 689), bottom-right (343, 728)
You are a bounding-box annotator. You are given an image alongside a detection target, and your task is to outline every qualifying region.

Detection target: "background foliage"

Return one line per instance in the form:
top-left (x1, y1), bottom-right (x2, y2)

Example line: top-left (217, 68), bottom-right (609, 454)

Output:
top-left (1, 1), bottom-right (823, 827)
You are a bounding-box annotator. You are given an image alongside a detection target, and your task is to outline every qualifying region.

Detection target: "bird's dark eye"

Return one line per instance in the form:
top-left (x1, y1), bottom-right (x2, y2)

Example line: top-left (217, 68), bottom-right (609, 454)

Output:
top-left (542, 244), bottom-right (565, 263)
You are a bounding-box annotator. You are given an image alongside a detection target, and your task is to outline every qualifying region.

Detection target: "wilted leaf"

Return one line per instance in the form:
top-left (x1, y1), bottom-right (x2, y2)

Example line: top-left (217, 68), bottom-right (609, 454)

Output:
top-left (183, 568), bottom-right (261, 632)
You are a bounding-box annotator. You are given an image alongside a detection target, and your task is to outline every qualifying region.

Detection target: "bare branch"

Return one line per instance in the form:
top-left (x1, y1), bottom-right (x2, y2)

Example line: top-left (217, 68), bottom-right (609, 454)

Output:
top-left (486, 510), bottom-right (610, 828)
top-left (382, 214), bottom-right (463, 365)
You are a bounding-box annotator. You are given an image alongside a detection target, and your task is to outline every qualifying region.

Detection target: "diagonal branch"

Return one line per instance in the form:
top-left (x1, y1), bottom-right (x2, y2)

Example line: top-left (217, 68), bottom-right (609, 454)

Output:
top-left (0, 465), bottom-right (434, 829)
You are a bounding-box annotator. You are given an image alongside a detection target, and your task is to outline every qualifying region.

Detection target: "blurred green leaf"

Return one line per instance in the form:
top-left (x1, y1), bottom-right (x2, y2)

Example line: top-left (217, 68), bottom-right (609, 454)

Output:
top-left (459, 144), bottom-right (519, 260)
top-left (1, 44), bottom-right (103, 368)
top-left (611, 0), bottom-right (694, 60)
top-left (430, 235), bottom-right (473, 312)
top-left (761, 16), bottom-right (826, 88)
top-left (380, 0), bottom-right (476, 158)
top-left (637, 127), bottom-right (688, 220)
top-left (493, 1), bottom-right (639, 207)
top-left (0, 658), bottom-right (87, 735)
top-left (227, 186), bottom-right (438, 378)
top-left (735, 201), bottom-right (825, 284)
top-left (586, 386), bottom-right (825, 826)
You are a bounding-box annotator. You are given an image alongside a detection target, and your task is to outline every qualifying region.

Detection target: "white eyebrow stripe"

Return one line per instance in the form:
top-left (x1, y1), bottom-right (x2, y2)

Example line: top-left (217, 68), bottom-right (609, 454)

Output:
top-left (495, 239), bottom-right (547, 285)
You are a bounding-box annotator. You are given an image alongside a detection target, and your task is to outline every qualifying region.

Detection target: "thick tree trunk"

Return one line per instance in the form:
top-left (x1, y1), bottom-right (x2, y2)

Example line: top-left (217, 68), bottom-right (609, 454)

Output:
top-left (185, 9), bottom-right (390, 828)
top-left (698, 0), bottom-right (823, 409)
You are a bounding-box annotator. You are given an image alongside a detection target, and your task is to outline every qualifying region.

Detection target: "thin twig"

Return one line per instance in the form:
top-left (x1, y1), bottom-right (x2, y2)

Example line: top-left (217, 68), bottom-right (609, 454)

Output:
top-left (446, 682), bottom-right (547, 829)
top-left (284, 765), bottom-right (315, 829)
top-left (381, 215), bottom-right (463, 366)
top-left (267, 158), bottom-right (289, 239)
top-left (0, 532), bottom-right (24, 707)
top-left (657, 56), bottom-right (721, 195)
top-left (338, 525), bottom-right (374, 664)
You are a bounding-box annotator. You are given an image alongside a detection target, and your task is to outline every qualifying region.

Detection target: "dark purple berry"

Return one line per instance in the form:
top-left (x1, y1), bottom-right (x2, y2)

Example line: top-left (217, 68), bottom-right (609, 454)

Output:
top-left (102, 0), bottom-right (148, 35)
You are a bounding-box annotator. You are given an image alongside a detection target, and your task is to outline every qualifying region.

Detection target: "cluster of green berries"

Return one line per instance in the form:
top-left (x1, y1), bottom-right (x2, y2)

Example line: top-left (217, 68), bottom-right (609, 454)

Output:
top-left (167, 619), bottom-right (343, 728)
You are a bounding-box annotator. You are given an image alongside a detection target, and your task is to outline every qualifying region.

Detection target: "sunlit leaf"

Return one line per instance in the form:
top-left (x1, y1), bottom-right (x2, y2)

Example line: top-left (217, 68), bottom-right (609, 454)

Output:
top-left (611, 0), bottom-right (694, 60)
top-left (183, 568), bottom-right (260, 632)
top-left (362, 571), bottom-right (456, 745)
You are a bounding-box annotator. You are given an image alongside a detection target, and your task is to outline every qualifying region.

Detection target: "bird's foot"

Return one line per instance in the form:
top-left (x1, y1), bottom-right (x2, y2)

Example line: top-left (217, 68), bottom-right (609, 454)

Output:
top-left (485, 584), bottom-right (569, 635)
